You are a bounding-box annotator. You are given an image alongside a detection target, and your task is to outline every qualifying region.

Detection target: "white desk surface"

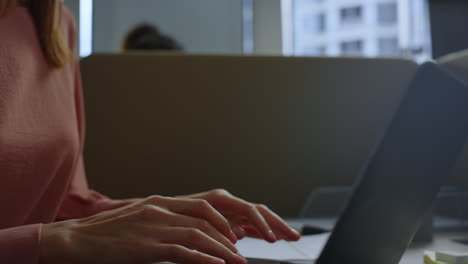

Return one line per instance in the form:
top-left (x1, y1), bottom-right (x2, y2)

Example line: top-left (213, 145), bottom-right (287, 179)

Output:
top-left (285, 218), bottom-right (468, 264)
top-left (401, 230), bottom-right (468, 264)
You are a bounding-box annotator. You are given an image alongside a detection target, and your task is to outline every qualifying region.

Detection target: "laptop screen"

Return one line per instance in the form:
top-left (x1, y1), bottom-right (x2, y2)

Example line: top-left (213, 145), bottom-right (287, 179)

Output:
top-left (316, 62), bottom-right (468, 264)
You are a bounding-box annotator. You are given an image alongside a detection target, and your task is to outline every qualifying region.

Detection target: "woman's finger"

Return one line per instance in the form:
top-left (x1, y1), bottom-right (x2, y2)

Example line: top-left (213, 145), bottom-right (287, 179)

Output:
top-left (240, 225), bottom-right (264, 240)
top-left (155, 244), bottom-right (226, 264)
top-left (233, 224), bottom-right (291, 241)
top-left (150, 196), bottom-right (238, 244)
top-left (256, 204), bottom-right (301, 241)
top-left (224, 197), bottom-right (277, 242)
top-left (230, 224), bottom-right (247, 239)
top-left (162, 227), bottom-right (247, 264)
top-left (169, 214), bottom-right (239, 253)
top-left (177, 190), bottom-right (298, 243)
top-left (226, 204), bottom-right (301, 241)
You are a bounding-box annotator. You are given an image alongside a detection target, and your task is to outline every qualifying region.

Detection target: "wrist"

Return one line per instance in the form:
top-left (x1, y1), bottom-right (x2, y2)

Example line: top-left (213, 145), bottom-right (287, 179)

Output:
top-left (39, 221), bottom-right (73, 264)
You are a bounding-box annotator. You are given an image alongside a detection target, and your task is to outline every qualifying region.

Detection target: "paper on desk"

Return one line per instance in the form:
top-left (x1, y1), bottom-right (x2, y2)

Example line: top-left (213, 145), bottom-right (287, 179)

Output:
top-left (236, 233), bottom-right (330, 264)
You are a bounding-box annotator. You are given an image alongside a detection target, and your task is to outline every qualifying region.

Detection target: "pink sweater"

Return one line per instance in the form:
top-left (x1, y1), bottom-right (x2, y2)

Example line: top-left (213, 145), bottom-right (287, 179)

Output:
top-left (0, 6), bottom-right (134, 263)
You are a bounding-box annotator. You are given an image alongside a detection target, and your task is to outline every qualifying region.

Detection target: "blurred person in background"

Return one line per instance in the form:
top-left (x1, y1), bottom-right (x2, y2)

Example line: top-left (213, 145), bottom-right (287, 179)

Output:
top-left (0, 0), bottom-right (300, 264)
top-left (122, 23), bottom-right (183, 51)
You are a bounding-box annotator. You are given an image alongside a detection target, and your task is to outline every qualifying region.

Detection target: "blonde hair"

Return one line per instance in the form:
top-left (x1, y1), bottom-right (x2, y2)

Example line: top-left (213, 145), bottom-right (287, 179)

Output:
top-left (0, 0), bottom-right (70, 68)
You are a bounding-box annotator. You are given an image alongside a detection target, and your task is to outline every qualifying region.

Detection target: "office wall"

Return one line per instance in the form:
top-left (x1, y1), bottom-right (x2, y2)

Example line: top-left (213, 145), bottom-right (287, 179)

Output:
top-left (93, 0), bottom-right (243, 54)
top-left (429, 0), bottom-right (468, 58)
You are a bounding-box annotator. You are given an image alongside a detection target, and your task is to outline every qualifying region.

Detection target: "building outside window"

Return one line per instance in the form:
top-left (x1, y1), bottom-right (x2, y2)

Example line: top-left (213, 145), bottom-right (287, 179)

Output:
top-left (340, 6), bottom-right (363, 24)
top-left (302, 13), bottom-right (326, 34)
top-left (340, 40), bottom-right (363, 55)
top-left (296, 0), bottom-right (324, 5)
top-left (302, 45), bottom-right (327, 56)
top-left (378, 2), bottom-right (398, 25)
top-left (378, 37), bottom-right (400, 56)
top-left (280, 0), bottom-right (431, 60)
top-left (243, 0), bottom-right (254, 54)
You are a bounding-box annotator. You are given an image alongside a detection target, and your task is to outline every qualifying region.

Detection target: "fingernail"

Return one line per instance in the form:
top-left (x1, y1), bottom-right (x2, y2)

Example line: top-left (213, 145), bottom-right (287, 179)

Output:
top-left (268, 230), bottom-right (277, 242)
top-left (234, 254), bottom-right (248, 264)
top-left (291, 228), bottom-right (302, 237)
top-left (214, 258), bottom-right (226, 264)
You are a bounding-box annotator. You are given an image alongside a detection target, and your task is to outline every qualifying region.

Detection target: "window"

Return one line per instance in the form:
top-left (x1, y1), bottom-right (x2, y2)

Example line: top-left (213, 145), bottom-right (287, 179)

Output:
top-left (340, 40), bottom-right (363, 55)
top-left (378, 2), bottom-right (398, 25)
top-left (297, 0), bottom-right (323, 4)
top-left (243, 0), bottom-right (254, 54)
top-left (284, 0), bottom-right (431, 59)
top-left (79, 0), bottom-right (93, 57)
top-left (378, 37), bottom-right (400, 56)
top-left (302, 13), bottom-right (326, 34)
top-left (340, 6), bottom-right (363, 24)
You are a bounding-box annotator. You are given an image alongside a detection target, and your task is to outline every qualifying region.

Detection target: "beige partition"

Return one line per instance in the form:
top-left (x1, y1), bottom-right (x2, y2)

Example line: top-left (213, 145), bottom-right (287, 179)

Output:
top-left (80, 54), bottom-right (418, 217)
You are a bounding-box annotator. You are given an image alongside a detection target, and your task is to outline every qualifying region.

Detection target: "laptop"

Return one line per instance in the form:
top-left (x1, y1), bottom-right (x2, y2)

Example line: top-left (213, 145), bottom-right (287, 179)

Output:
top-left (241, 62), bottom-right (468, 264)
top-left (316, 61), bottom-right (468, 264)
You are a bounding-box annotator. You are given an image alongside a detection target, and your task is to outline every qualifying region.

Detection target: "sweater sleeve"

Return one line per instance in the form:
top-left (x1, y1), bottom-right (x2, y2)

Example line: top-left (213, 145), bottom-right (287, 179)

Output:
top-left (55, 155), bottom-right (139, 221)
top-left (55, 59), bottom-right (140, 221)
top-left (0, 224), bottom-right (41, 264)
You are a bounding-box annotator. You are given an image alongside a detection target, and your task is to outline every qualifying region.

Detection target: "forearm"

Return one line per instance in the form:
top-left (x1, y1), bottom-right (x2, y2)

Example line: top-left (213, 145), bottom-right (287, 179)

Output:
top-left (0, 224), bottom-right (41, 264)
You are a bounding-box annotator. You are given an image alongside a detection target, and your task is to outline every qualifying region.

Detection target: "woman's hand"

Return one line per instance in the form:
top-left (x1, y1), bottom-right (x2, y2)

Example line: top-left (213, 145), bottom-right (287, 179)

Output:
top-left (40, 195), bottom-right (247, 264)
top-left (178, 189), bottom-right (301, 243)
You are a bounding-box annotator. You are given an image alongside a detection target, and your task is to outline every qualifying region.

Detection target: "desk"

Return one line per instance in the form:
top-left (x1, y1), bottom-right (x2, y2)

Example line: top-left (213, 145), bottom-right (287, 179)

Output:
top-left (401, 230), bottom-right (468, 264)
top-left (286, 218), bottom-right (468, 264)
